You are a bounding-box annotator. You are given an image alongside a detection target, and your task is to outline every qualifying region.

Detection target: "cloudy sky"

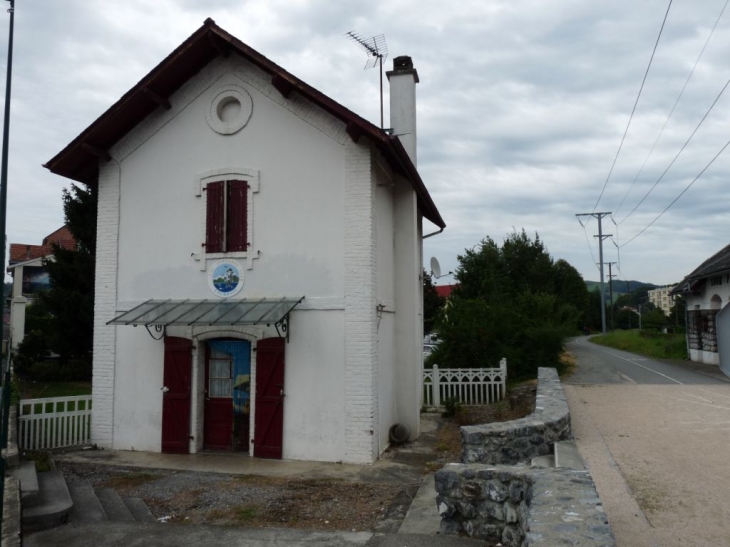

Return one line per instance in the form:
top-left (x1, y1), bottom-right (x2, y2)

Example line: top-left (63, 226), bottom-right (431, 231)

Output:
top-left (3, 0), bottom-right (730, 286)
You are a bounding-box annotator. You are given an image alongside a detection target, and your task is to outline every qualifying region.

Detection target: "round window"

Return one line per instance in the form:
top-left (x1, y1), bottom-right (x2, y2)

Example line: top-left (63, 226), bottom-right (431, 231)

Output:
top-left (206, 85), bottom-right (253, 135)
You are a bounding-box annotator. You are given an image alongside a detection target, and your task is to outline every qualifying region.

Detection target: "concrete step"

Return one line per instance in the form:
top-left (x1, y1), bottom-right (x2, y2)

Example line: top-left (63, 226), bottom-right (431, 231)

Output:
top-left (94, 488), bottom-right (135, 522)
top-left (123, 497), bottom-right (157, 523)
top-left (530, 454), bottom-right (555, 468)
top-left (398, 473), bottom-right (440, 535)
top-left (68, 481), bottom-right (107, 523)
top-left (8, 460), bottom-right (39, 507)
top-left (554, 440), bottom-right (586, 470)
top-left (22, 471), bottom-right (73, 531)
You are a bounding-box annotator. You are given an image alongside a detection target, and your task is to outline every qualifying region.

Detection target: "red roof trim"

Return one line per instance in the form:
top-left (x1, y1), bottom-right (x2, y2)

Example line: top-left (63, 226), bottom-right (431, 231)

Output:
top-left (44, 19), bottom-right (445, 229)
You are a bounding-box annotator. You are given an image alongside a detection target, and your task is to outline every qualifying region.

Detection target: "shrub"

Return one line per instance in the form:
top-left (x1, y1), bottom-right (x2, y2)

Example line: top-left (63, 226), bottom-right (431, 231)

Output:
top-left (442, 397), bottom-right (463, 418)
top-left (13, 331), bottom-right (51, 378)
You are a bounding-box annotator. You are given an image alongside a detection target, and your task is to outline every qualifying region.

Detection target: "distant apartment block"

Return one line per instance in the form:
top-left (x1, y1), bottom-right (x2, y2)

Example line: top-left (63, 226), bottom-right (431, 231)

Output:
top-left (648, 285), bottom-right (676, 315)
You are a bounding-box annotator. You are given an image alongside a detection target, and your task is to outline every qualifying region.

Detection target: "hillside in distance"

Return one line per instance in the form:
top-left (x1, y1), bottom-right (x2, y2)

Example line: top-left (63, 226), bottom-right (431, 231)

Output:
top-left (584, 280), bottom-right (661, 295)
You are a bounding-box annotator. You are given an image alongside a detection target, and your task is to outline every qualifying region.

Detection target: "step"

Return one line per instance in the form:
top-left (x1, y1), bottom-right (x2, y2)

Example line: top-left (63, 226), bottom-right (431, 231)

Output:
top-left (7, 460), bottom-right (39, 507)
top-left (530, 454), bottom-right (555, 468)
top-left (123, 497), bottom-right (157, 523)
top-left (398, 473), bottom-right (440, 535)
top-left (554, 440), bottom-right (586, 470)
top-left (68, 481), bottom-right (107, 523)
top-left (22, 471), bottom-right (73, 531)
top-left (94, 488), bottom-right (135, 522)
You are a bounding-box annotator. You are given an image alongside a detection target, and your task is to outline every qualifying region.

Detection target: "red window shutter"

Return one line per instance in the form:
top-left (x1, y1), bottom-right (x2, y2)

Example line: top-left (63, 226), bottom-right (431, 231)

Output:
top-left (206, 181), bottom-right (225, 253)
top-left (227, 180), bottom-right (248, 252)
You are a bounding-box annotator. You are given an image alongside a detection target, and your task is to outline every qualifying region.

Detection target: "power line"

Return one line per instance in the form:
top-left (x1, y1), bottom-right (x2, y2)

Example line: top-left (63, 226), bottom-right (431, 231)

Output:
top-left (592, 0), bottom-right (674, 213)
top-left (621, 135), bottom-right (730, 248)
top-left (577, 216), bottom-right (600, 272)
top-left (618, 76), bottom-right (730, 224)
top-left (614, 0), bottom-right (730, 216)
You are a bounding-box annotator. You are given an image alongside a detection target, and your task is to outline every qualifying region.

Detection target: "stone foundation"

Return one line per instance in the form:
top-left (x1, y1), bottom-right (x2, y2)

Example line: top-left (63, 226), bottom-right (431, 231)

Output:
top-left (435, 464), bottom-right (614, 546)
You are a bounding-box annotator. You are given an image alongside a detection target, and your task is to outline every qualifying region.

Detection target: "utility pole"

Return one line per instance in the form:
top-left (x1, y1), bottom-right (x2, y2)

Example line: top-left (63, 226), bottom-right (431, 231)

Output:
top-left (576, 212), bottom-right (612, 334)
top-left (606, 262), bottom-right (617, 330)
top-left (626, 280), bottom-right (631, 329)
top-left (0, 0), bottom-right (14, 531)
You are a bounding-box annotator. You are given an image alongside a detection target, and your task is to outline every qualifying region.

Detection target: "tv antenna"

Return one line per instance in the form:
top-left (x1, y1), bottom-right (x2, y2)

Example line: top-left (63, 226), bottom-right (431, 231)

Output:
top-left (345, 31), bottom-right (388, 129)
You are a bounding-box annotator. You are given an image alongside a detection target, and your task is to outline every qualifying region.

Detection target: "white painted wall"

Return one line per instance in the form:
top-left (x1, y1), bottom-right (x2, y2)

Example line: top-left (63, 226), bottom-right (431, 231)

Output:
top-left (94, 55), bottom-right (392, 463)
top-left (112, 326), bottom-right (164, 451)
top-left (393, 175), bottom-right (421, 439)
top-left (282, 309), bottom-right (346, 461)
top-left (114, 64), bottom-right (346, 303)
top-left (375, 163), bottom-right (396, 453)
top-left (87, 52), bottom-right (428, 464)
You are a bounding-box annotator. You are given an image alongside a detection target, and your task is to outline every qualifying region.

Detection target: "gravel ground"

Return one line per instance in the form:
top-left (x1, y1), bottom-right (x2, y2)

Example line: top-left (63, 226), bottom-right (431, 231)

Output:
top-left (57, 461), bottom-right (405, 531)
top-left (55, 387), bottom-right (536, 533)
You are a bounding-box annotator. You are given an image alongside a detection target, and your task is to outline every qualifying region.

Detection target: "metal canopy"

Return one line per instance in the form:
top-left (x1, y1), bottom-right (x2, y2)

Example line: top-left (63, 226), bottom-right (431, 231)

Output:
top-left (107, 297), bottom-right (305, 327)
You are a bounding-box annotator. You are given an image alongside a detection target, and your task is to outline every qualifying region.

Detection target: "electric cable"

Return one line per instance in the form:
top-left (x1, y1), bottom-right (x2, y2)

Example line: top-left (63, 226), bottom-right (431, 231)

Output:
top-left (592, 0), bottom-right (674, 213)
top-left (621, 134), bottom-right (730, 248)
top-left (618, 76), bottom-right (730, 224)
top-left (578, 217), bottom-right (601, 272)
top-left (614, 0), bottom-right (730, 216)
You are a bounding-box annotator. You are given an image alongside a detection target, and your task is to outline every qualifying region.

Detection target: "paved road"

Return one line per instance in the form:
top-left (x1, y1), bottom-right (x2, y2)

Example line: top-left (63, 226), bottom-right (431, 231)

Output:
top-left (566, 335), bottom-right (730, 385)
top-left (565, 336), bottom-right (730, 547)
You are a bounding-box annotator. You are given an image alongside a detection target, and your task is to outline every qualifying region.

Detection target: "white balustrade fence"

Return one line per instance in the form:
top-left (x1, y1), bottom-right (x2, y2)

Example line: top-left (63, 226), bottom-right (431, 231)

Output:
top-left (423, 359), bottom-right (507, 407)
top-left (18, 395), bottom-right (92, 450)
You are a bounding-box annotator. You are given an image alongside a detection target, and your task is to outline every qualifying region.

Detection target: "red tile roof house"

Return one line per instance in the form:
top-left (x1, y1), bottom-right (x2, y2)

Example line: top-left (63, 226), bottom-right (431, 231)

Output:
top-left (7, 226), bottom-right (76, 348)
top-left (44, 20), bottom-right (445, 463)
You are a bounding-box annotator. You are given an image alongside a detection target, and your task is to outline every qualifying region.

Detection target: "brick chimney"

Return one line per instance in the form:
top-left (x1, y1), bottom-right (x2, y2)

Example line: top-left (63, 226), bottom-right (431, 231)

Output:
top-left (386, 56), bottom-right (419, 167)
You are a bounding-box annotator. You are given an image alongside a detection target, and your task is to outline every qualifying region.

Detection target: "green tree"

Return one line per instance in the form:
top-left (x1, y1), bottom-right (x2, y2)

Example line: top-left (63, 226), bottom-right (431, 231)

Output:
top-left (432, 230), bottom-right (588, 380)
top-left (641, 308), bottom-right (668, 331)
top-left (27, 184), bottom-right (96, 377)
top-left (669, 297), bottom-right (686, 329)
top-left (423, 269), bottom-right (444, 335)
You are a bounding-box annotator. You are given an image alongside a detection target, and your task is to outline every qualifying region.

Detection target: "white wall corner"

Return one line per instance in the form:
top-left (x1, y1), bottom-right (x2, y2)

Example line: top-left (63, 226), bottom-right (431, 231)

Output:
top-left (343, 140), bottom-right (379, 464)
top-left (91, 159), bottom-right (121, 448)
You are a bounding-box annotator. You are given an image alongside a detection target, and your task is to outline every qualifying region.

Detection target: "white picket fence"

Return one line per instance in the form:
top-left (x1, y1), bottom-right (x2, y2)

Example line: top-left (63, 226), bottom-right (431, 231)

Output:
top-left (423, 359), bottom-right (507, 407)
top-left (18, 395), bottom-right (92, 450)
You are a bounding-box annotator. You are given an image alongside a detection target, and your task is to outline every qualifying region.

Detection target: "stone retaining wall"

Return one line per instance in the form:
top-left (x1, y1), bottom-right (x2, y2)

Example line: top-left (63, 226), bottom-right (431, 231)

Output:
top-left (461, 367), bottom-right (570, 464)
top-left (435, 464), bottom-right (614, 546)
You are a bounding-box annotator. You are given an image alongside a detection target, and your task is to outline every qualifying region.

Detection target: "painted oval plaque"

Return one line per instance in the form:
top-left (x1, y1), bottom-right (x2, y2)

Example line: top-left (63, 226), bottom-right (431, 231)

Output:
top-left (208, 259), bottom-right (244, 298)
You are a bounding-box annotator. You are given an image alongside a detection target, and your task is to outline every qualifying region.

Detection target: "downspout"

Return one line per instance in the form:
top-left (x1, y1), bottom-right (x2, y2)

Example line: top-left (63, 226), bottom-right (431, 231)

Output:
top-left (422, 226), bottom-right (444, 239)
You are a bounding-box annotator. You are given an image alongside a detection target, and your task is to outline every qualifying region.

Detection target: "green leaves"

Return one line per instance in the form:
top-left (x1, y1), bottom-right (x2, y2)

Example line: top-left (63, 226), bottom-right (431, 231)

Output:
top-left (433, 230), bottom-right (588, 380)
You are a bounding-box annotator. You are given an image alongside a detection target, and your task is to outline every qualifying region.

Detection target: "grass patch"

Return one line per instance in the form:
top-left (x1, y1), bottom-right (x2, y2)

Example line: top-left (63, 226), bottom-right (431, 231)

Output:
top-left (24, 450), bottom-right (51, 472)
top-left (99, 471), bottom-right (160, 490)
top-left (18, 379), bottom-right (91, 400)
top-left (590, 329), bottom-right (686, 360)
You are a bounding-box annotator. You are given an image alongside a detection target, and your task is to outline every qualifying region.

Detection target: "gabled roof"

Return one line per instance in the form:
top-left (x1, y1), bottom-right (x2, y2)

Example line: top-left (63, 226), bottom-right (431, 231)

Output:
top-left (435, 284), bottom-right (456, 299)
top-left (44, 19), bottom-right (445, 229)
top-left (671, 243), bottom-right (730, 296)
top-left (9, 225), bottom-right (76, 265)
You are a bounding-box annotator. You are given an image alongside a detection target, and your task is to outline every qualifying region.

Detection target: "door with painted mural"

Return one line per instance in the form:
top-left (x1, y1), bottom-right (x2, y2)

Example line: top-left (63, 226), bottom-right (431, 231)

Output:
top-left (204, 340), bottom-right (251, 451)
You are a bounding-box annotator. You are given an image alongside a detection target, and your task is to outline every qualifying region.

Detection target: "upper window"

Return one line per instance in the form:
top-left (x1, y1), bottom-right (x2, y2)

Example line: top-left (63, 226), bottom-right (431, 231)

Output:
top-left (194, 167), bottom-right (260, 271)
top-left (205, 180), bottom-right (249, 253)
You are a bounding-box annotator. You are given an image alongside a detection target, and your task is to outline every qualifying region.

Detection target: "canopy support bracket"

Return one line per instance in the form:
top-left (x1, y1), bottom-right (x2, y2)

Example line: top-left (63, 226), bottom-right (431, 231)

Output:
top-left (274, 314), bottom-right (290, 343)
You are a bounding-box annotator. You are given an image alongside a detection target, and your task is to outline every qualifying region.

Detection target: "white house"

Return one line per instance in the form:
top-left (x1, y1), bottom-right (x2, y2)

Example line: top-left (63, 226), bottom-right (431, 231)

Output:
top-left (44, 19), bottom-right (445, 464)
top-left (671, 244), bottom-right (730, 375)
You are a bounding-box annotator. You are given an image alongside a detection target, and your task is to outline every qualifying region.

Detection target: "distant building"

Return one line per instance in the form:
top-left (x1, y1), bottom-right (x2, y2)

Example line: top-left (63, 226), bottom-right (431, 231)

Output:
top-left (647, 285), bottom-right (676, 315)
top-left (6, 225), bottom-right (76, 348)
top-left (435, 284), bottom-right (456, 299)
top-left (672, 244), bottom-right (730, 374)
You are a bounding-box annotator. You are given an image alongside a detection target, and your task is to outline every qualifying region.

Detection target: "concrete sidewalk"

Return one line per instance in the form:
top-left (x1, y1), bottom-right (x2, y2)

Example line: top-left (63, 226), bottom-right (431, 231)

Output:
top-left (54, 448), bottom-right (423, 485)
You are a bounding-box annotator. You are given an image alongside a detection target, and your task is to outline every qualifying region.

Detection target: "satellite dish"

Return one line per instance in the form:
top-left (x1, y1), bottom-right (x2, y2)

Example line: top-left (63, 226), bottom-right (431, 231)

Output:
top-left (430, 257), bottom-right (441, 279)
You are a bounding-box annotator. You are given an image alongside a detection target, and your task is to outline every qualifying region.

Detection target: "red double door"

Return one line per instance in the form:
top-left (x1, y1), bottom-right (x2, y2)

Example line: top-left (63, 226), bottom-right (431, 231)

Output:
top-left (161, 336), bottom-right (285, 459)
